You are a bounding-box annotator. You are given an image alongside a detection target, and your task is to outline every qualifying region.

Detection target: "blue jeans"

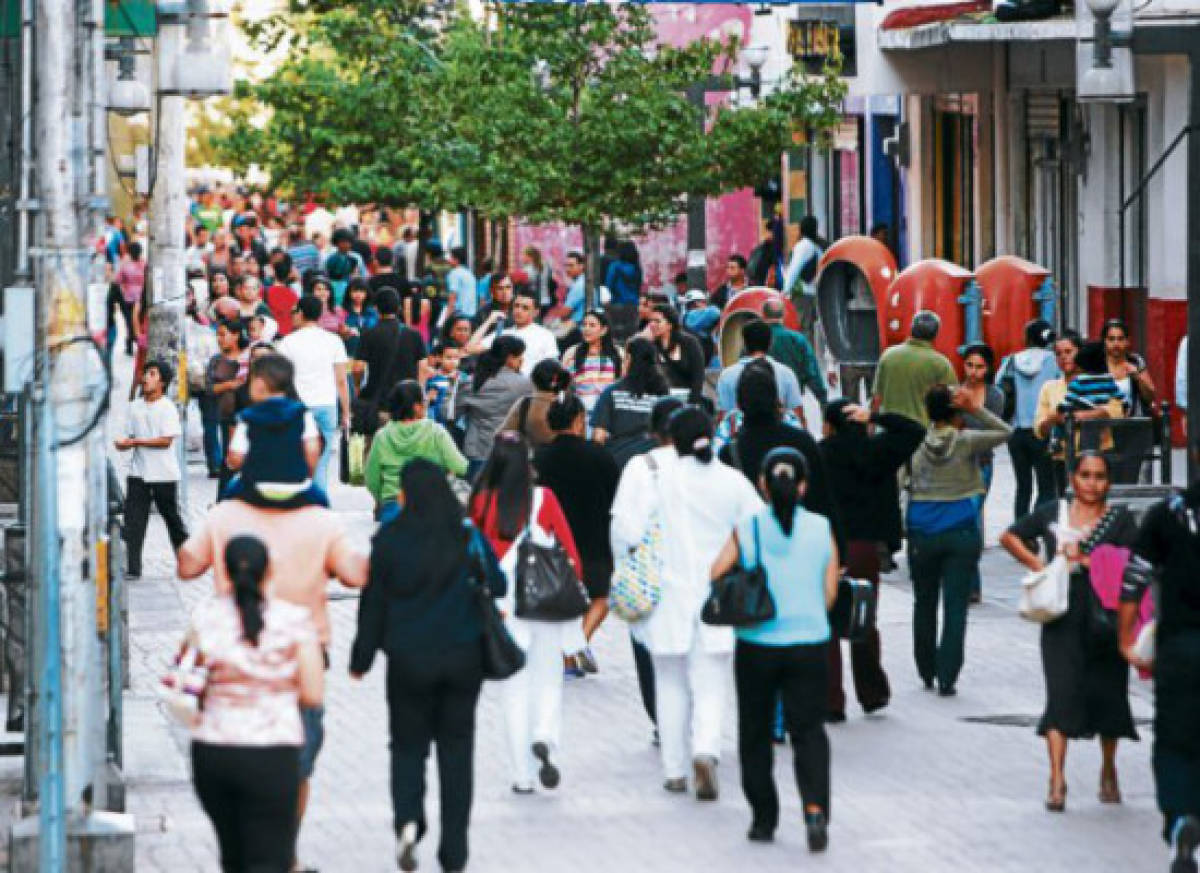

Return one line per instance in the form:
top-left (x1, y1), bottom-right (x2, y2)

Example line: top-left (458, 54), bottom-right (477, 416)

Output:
top-left (310, 405), bottom-right (339, 493)
top-left (908, 526), bottom-right (982, 691)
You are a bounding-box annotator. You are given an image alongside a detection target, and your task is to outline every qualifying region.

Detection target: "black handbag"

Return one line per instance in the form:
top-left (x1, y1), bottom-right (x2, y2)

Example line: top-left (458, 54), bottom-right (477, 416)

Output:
top-left (513, 514), bottom-right (590, 621)
top-left (466, 526), bottom-right (525, 680)
top-left (701, 518), bottom-right (775, 628)
top-left (829, 576), bottom-right (877, 642)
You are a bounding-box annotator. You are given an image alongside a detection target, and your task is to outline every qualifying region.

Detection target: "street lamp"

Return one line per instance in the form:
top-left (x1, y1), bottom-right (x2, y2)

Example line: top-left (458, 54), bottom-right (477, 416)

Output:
top-left (156, 0), bottom-right (233, 98)
top-left (1077, 0), bottom-right (1134, 101)
top-left (106, 37), bottom-right (151, 118)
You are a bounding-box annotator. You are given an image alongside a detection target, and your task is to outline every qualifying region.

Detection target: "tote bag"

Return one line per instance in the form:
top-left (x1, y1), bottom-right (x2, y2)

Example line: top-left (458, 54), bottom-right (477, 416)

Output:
top-left (1018, 503), bottom-right (1072, 624)
top-left (609, 455), bottom-right (664, 623)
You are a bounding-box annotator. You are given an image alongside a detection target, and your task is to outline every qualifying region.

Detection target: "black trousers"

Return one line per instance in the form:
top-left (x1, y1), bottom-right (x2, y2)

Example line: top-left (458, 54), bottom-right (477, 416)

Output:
top-left (123, 478), bottom-right (189, 575)
top-left (192, 742), bottom-right (300, 873)
top-left (828, 541), bottom-right (890, 715)
top-left (1155, 630), bottom-right (1200, 842)
top-left (735, 640), bottom-right (831, 832)
top-left (386, 642), bottom-right (484, 872)
top-left (1008, 428), bottom-right (1056, 519)
top-left (631, 635), bottom-right (656, 726)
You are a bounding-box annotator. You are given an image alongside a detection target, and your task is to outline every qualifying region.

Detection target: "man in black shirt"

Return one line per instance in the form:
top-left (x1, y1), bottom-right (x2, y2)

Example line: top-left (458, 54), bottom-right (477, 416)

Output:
top-left (368, 246), bottom-right (410, 302)
top-left (1121, 474), bottom-right (1200, 871)
top-left (351, 288), bottom-right (427, 437)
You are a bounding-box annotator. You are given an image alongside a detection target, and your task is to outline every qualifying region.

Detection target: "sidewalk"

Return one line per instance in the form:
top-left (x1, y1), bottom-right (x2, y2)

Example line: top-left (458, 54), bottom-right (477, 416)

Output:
top-left (117, 444), bottom-right (1167, 873)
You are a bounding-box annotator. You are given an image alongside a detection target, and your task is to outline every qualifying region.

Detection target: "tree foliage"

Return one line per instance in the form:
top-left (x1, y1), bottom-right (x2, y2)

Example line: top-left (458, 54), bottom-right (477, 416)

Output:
top-left (211, 1), bottom-right (846, 236)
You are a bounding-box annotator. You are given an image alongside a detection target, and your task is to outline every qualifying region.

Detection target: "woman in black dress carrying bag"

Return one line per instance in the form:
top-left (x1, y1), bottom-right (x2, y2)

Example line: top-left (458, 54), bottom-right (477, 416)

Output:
top-left (1000, 451), bottom-right (1139, 813)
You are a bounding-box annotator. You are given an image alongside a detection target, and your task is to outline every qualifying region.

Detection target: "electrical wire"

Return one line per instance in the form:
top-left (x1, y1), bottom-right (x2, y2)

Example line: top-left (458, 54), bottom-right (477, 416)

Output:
top-left (39, 334), bottom-right (112, 449)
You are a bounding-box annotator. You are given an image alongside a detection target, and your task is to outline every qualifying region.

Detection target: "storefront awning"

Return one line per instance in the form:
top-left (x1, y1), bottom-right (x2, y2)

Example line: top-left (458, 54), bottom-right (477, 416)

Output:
top-left (879, 16), bottom-right (1076, 50)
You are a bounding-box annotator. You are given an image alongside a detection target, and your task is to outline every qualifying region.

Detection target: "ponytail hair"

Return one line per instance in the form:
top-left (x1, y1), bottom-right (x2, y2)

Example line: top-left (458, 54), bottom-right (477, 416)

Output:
top-left (759, 447), bottom-right (808, 535)
top-left (669, 405), bottom-right (714, 464)
top-left (531, 359), bottom-right (572, 394)
top-left (224, 535), bottom-right (269, 646)
top-left (546, 391), bottom-right (586, 432)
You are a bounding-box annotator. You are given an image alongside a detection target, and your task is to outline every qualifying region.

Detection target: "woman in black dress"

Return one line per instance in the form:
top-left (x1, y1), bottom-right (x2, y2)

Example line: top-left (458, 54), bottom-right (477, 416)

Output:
top-left (1000, 451), bottom-right (1138, 812)
top-left (534, 392), bottom-right (620, 673)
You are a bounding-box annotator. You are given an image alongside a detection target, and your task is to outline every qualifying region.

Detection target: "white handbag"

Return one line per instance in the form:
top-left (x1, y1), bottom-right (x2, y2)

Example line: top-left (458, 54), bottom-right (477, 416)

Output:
top-left (1019, 502), bottom-right (1074, 624)
top-left (1019, 555), bottom-right (1072, 624)
top-left (158, 644), bottom-right (208, 728)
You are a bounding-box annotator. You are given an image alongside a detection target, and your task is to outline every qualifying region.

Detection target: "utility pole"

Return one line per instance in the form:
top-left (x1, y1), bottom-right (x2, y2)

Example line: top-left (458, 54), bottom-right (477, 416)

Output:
top-left (8, 0), bottom-right (134, 868)
top-left (146, 89), bottom-right (189, 506)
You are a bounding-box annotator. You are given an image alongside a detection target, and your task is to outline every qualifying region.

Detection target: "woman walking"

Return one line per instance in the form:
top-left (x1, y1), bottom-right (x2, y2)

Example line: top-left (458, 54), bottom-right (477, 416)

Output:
top-left (1102, 318), bottom-right (1158, 482)
top-left (562, 310), bottom-right (623, 416)
top-left (455, 335), bottom-right (531, 479)
top-left (534, 393), bottom-right (621, 673)
top-left (469, 433), bottom-right (585, 794)
top-left (646, 304), bottom-right (706, 404)
top-left (351, 460), bottom-right (506, 873)
top-left (340, 277), bottom-right (379, 358)
top-left (710, 448), bottom-right (840, 850)
top-left (590, 337), bottom-right (672, 469)
top-left (499, 359), bottom-right (572, 449)
top-left (960, 343), bottom-right (1007, 603)
top-left (1000, 452), bottom-right (1138, 812)
top-left (187, 535), bottom-right (324, 873)
top-left (616, 406), bottom-right (761, 800)
top-left (907, 385), bottom-right (1011, 696)
top-left (365, 381), bottom-right (468, 523)
top-left (819, 399), bottom-right (925, 719)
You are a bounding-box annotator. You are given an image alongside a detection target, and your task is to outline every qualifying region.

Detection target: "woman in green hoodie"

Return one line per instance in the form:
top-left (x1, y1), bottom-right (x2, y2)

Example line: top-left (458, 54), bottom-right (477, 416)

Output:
top-left (907, 384), bottom-right (1012, 696)
top-left (366, 380), bottom-right (468, 524)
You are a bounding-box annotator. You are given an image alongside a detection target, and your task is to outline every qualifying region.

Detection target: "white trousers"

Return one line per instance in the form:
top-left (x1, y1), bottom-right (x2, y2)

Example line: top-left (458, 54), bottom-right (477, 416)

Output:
top-left (502, 621), bottom-right (565, 787)
top-left (651, 645), bottom-right (731, 780)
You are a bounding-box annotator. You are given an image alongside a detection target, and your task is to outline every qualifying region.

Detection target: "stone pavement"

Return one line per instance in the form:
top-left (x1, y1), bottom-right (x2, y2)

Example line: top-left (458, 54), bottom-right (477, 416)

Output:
top-left (110, 436), bottom-right (1177, 873)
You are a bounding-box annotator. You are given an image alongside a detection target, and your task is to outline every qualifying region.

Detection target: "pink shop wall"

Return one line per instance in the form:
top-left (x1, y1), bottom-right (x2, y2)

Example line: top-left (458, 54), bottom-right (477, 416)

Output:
top-left (511, 4), bottom-right (762, 294)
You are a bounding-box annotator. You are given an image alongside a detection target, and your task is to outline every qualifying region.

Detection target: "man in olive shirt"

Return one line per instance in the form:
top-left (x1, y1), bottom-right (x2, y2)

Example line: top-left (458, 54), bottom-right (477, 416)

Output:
top-left (872, 310), bottom-right (958, 425)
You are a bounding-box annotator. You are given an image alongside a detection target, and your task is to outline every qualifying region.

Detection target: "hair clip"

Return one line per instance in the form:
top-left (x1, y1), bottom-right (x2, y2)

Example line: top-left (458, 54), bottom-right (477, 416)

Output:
top-left (693, 437), bottom-right (711, 450)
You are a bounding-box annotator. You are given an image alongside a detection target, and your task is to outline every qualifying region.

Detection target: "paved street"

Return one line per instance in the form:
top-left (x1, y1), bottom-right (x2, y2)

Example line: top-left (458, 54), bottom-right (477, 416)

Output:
top-left (107, 433), bottom-right (1173, 873)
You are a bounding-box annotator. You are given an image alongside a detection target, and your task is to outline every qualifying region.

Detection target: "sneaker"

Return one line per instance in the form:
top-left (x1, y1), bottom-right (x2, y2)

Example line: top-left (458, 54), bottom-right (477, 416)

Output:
top-left (747, 823), bottom-right (774, 843)
top-left (576, 647), bottom-right (599, 674)
top-left (563, 658), bottom-right (585, 678)
top-left (1172, 816), bottom-right (1200, 873)
top-left (532, 742), bottom-right (559, 789)
top-left (651, 728), bottom-right (660, 747)
top-left (862, 698), bottom-right (890, 715)
top-left (693, 755), bottom-right (719, 801)
top-left (805, 810), bottom-right (829, 853)
top-left (663, 777), bottom-right (687, 794)
top-left (396, 822), bottom-right (419, 872)
top-left (937, 684), bottom-right (957, 697)
top-left (511, 783), bottom-right (535, 795)
top-left (825, 711), bottom-right (847, 724)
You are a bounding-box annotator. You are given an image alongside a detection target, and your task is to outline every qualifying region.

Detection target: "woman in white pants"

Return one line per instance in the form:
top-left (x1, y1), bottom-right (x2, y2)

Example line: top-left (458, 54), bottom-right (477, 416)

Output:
top-left (469, 431), bottom-right (587, 793)
top-left (613, 405), bottom-right (761, 800)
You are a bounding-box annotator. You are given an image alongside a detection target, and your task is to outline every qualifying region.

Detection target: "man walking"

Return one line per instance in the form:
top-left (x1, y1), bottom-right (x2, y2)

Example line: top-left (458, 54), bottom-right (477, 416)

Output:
top-left (712, 254), bottom-right (749, 310)
top-left (783, 215), bottom-right (824, 338)
top-left (716, 319), bottom-right (804, 423)
top-left (116, 360), bottom-right (189, 579)
top-left (279, 296), bottom-right (352, 491)
top-left (351, 288), bottom-right (427, 437)
top-left (996, 319), bottom-right (1059, 517)
top-left (762, 297), bottom-right (827, 406)
top-left (872, 310), bottom-right (959, 426)
top-left (446, 246), bottom-right (478, 319)
top-left (1120, 465), bottom-right (1200, 873)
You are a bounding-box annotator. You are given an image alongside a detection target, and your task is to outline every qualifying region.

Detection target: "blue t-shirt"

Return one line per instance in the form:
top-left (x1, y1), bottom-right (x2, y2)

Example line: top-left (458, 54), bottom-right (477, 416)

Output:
top-left (564, 275), bottom-right (586, 323)
top-left (735, 507), bottom-right (832, 646)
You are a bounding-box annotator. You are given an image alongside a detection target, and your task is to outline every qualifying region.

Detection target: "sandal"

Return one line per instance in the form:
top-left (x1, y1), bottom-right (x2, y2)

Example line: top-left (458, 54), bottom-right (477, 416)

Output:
top-left (1046, 778), bottom-right (1067, 812)
top-left (1099, 772), bottom-right (1122, 804)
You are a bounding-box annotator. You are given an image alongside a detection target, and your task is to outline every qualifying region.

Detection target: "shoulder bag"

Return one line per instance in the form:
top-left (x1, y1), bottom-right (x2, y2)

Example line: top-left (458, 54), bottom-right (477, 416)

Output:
top-left (1018, 501), bottom-right (1074, 624)
top-left (701, 516), bottom-right (776, 628)
top-left (466, 523), bottom-right (525, 680)
top-left (610, 455), bottom-right (665, 622)
top-left (158, 642), bottom-right (208, 728)
top-left (830, 575), bottom-right (877, 642)
top-left (514, 489), bottom-right (591, 621)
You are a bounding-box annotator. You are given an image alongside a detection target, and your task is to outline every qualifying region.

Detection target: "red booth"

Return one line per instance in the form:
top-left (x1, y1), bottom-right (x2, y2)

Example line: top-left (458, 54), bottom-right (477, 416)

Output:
top-left (718, 287), bottom-right (801, 367)
top-left (975, 256), bottom-right (1054, 365)
top-left (814, 236), bottom-right (898, 369)
top-left (883, 259), bottom-right (977, 370)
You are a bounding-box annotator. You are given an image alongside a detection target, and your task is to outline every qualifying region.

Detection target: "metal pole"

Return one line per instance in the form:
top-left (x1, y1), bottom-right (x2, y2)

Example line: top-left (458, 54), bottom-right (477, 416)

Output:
top-left (686, 84), bottom-right (708, 293)
top-left (1189, 55), bottom-right (1200, 481)
top-left (14, 0), bottom-right (35, 284)
top-left (147, 61), bottom-right (190, 507)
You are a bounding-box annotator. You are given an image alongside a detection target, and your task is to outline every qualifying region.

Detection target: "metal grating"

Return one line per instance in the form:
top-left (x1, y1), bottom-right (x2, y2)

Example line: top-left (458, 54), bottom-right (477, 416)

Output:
top-left (1027, 93), bottom-right (1062, 139)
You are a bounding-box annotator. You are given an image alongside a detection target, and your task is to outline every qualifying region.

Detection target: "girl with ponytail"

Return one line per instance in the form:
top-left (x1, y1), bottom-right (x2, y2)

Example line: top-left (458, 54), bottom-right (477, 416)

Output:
top-left (183, 534), bottom-right (324, 871)
top-left (535, 390), bottom-right (621, 671)
top-left (455, 334), bottom-right (531, 477)
top-left (498, 359), bottom-right (573, 449)
top-left (710, 446), bottom-right (841, 852)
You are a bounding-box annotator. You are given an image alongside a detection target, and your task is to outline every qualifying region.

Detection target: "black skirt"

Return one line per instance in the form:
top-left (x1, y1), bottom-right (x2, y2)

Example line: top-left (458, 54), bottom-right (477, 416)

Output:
top-left (1038, 572), bottom-right (1138, 740)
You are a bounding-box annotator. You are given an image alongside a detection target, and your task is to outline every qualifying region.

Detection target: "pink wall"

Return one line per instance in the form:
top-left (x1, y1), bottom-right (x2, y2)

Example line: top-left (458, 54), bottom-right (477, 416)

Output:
top-left (512, 4), bottom-right (761, 294)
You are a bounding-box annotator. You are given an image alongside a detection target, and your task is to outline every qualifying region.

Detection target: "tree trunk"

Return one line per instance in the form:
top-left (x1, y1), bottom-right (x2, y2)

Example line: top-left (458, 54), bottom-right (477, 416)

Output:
top-left (581, 223), bottom-right (600, 311)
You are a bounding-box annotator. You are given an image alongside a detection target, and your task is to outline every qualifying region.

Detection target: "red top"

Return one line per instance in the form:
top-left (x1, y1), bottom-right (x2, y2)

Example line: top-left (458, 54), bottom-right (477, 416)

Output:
top-left (469, 486), bottom-right (583, 571)
top-left (264, 282), bottom-right (299, 336)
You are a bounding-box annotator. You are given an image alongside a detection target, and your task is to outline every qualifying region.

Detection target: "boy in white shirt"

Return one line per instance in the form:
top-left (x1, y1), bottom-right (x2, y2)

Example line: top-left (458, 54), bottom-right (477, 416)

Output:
top-left (115, 360), bottom-right (189, 579)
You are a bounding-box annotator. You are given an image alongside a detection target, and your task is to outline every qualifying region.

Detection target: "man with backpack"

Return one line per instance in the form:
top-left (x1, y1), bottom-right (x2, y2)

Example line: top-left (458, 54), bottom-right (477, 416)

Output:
top-left (995, 319), bottom-right (1059, 518)
top-left (784, 216), bottom-right (824, 340)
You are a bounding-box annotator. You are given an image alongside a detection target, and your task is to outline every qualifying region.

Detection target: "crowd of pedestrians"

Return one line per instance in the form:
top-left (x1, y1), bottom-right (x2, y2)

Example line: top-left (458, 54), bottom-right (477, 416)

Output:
top-left (99, 187), bottom-right (1199, 873)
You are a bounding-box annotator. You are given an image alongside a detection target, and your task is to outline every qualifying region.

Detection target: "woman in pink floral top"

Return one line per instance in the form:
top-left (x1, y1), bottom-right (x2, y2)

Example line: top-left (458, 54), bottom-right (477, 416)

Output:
top-left (185, 535), bottom-right (324, 872)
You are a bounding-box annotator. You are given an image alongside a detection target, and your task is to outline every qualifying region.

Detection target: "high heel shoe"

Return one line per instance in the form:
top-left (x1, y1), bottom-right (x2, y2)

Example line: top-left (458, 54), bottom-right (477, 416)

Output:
top-left (1046, 779), bottom-right (1067, 812)
top-left (1099, 772), bottom-right (1122, 804)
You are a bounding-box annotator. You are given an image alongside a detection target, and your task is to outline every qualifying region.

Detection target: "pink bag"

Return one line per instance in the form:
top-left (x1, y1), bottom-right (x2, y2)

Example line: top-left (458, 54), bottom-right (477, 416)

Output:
top-left (1090, 544), bottom-right (1153, 678)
